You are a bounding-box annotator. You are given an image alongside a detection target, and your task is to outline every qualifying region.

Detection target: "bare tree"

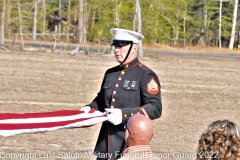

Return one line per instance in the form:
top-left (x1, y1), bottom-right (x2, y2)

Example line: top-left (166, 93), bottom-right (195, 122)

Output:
top-left (5, 0), bottom-right (12, 38)
top-left (114, 1), bottom-right (122, 26)
top-left (229, 0), bottom-right (238, 50)
top-left (33, 0), bottom-right (38, 41)
top-left (134, 0), bottom-right (143, 57)
top-left (0, 0), bottom-right (6, 45)
top-left (218, 0), bottom-right (223, 48)
top-left (83, 0), bottom-right (88, 43)
top-left (182, 0), bottom-right (187, 46)
top-left (66, 0), bottom-right (71, 43)
top-left (198, 6), bottom-right (207, 47)
top-left (58, 0), bottom-right (62, 35)
top-left (42, 0), bottom-right (46, 34)
top-left (78, 0), bottom-right (84, 44)
top-left (17, 0), bottom-right (24, 48)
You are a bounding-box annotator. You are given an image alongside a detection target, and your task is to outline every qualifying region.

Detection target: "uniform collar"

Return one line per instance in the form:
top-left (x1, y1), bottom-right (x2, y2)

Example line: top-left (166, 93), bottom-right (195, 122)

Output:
top-left (123, 145), bottom-right (152, 154)
top-left (120, 58), bottom-right (139, 70)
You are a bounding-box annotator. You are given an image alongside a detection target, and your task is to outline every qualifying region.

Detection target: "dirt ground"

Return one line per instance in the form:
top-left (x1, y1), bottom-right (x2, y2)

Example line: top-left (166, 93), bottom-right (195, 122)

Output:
top-left (0, 48), bottom-right (239, 160)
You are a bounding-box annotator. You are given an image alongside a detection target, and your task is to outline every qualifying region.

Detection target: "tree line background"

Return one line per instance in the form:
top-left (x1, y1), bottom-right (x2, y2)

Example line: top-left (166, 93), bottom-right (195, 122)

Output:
top-left (0, 0), bottom-right (239, 50)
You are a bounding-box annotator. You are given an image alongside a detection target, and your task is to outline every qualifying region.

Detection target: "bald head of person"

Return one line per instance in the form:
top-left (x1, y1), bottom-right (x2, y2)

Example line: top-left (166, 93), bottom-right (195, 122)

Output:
top-left (125, 114), bottom-right (154, 146)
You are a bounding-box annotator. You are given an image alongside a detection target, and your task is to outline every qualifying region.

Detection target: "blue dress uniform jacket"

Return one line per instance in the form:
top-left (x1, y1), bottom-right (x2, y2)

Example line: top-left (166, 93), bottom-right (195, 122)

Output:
top-left (88, 58), bottom-right (162, 160)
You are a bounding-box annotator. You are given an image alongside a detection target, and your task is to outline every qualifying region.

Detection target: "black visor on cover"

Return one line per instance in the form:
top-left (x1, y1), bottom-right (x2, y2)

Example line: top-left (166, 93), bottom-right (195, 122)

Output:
top-left (111, 40), bottom-right (133, 46)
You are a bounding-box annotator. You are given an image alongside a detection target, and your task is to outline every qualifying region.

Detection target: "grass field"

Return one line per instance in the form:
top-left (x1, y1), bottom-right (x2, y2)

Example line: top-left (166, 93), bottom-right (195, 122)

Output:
top-left (0, 49), bottom-right (239, 160)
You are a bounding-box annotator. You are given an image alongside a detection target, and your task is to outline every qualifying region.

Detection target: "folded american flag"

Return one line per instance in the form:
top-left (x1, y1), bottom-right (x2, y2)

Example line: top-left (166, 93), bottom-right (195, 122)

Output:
top-left (0, 109), bottom-right (108, 137)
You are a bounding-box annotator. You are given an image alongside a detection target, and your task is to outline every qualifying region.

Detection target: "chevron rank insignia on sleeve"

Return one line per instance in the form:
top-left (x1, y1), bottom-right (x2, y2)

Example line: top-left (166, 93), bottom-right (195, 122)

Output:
top-left (147, 78), bottom-right (159, 94)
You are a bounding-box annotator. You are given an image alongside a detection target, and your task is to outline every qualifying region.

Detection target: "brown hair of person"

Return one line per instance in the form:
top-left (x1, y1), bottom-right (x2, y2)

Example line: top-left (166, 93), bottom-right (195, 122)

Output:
top-left (197, 129), bottom-right (240, 160)
top-left (209, 120), bottom-right (240, 139)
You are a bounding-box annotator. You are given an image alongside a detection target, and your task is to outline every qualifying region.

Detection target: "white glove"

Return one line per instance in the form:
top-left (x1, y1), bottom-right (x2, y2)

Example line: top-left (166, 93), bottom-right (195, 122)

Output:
top-left (105, 108), bottom-right (122, 125)
top-left (80, 106), bottom-right (91, 114)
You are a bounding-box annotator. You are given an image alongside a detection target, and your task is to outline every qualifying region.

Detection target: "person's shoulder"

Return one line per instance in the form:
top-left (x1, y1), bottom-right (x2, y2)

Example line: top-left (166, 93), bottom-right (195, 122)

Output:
top-left (137, 62), bottom-right (157, 75)
top-left (137, 62), bottom-right (151, 72)
top-left (106, 65), bottom-right (120, 73)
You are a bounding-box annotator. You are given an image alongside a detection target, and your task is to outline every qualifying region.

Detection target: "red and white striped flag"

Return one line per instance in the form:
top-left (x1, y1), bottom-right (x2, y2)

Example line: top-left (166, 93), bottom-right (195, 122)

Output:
top-left (0, 109), bottom-right (108, 137)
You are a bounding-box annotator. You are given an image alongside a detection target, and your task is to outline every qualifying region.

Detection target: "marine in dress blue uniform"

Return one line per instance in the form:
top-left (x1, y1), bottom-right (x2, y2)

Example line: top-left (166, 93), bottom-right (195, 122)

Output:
top-left (82, 28), bottom-right (162, 160)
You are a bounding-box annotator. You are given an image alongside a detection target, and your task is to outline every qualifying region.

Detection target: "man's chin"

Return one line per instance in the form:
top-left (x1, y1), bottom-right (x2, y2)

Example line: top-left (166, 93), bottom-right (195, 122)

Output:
top-left (115, 58), bottom-right (123, 63)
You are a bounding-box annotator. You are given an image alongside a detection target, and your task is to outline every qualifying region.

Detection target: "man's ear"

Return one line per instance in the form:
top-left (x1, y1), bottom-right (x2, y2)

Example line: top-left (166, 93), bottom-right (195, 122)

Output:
top-left (150, 132), bottom-right (154, 141)
top-left (133, 44), bottom-right (138, 50)
top-left (125, 129), bottom-right (130, 143)
top-left (131, 44), bottom-right (137, 54)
